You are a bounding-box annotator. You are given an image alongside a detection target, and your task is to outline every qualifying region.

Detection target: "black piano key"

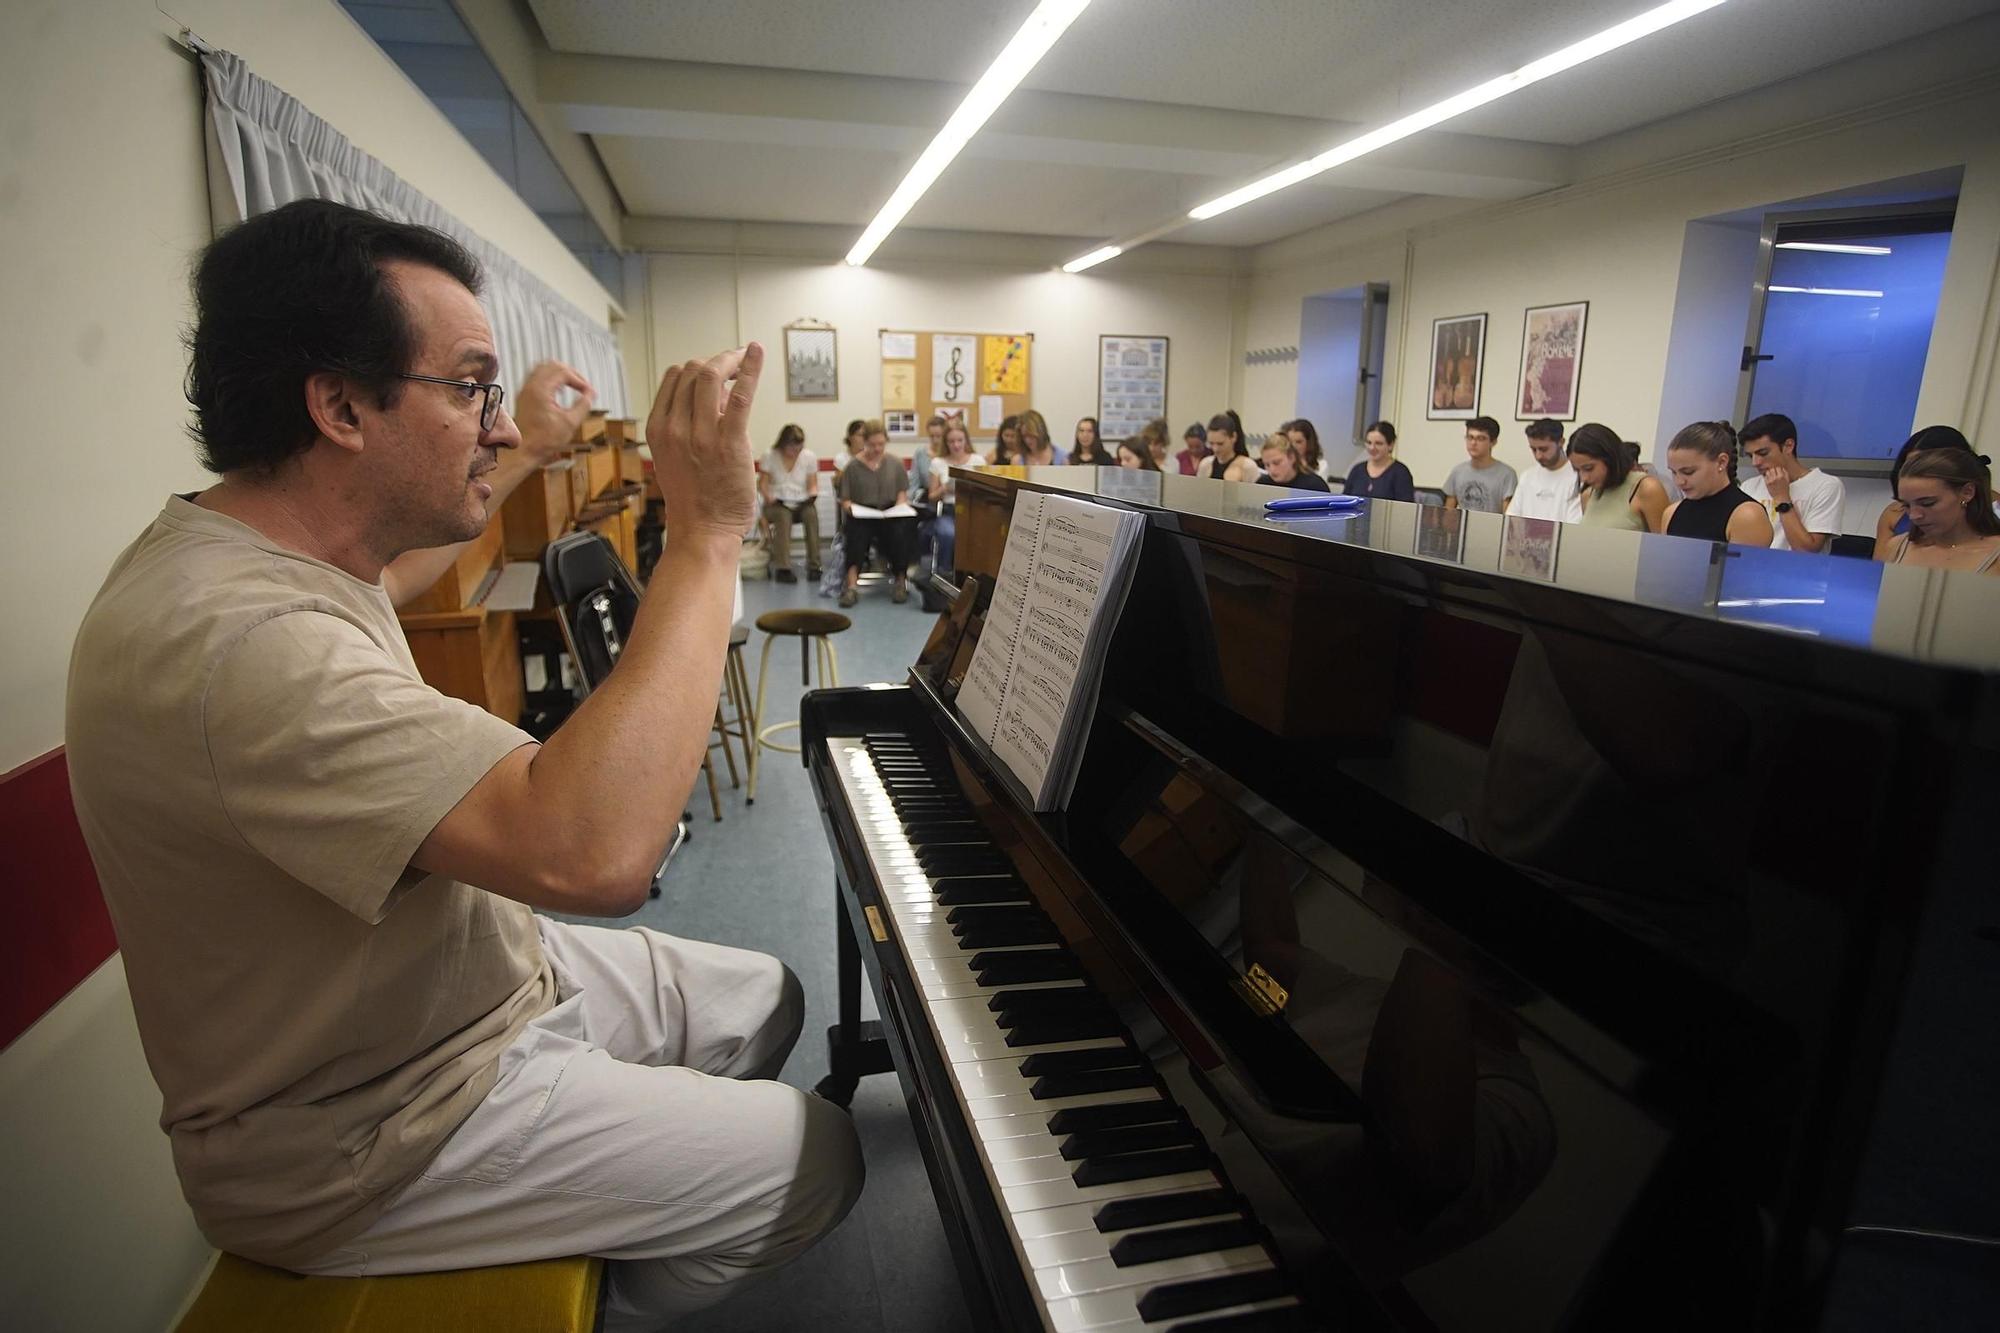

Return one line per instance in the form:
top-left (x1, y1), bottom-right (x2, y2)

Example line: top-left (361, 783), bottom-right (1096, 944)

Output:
top-left (920, 852), bottom-right (1012, 877)
top-left (951, 904), bottom-right (1047, 931)
top-left (1110, 1218), bottom-right (1260, 1269)
top-left (986, 986), bottom-right (1099, 1014)
top-left (1135, 1270), bottom-right (1293, 1324)
top-left (1161, 1304), bottom-right (1314, 1331)
top-left (1092, 1188), bottom-right (1243, 1233)
top-left (936, 880), bottom-right (1030, 907)
top-left (1030, 1066), bottom-right (1154, 1100)
top-left (904, 821), bottom-right (984, 845)
top-left (1018, 1045), bottom-right (1139, 1077)
top-left (1059, 1120), bottom-right (1199, 1161)
top-left (971, 950), bottom-right (1082, 986)
top-left (1071, 1145), bottom-right (1209, 1187)
top-left (1003, 1014), bottom-right (1121, 1045)
top-left (953, 922), bottom-right (1059, 950)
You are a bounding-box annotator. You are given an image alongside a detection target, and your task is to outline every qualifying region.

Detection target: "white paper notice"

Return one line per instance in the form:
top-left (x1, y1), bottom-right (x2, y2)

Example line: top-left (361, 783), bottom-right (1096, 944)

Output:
top-left (932, 334), bottom-right (976, 405)
top-left (978, 395), bottom-right (1004, 429)
top-left (881, 331), bottom-right (917, 360)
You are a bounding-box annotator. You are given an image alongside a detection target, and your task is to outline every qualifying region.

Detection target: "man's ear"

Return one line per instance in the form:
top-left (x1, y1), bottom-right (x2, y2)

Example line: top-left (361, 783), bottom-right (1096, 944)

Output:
top-left (304, 371), bottom-right (367, 457)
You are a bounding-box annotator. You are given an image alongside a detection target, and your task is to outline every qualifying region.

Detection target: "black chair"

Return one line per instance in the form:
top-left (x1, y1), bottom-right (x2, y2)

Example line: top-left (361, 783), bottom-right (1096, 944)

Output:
top-left (540, 532), bottom-right (697, 897)
top-left (1829, 533), bottom-right (1876, 559)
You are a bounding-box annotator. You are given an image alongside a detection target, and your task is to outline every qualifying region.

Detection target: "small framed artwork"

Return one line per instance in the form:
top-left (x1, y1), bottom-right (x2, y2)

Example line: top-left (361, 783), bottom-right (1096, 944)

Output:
top-left (783, 323), bottom-right (838, 401)
top-left (1516, 301), bottom-right (1588, 421)
top-left (1427, 313), bottom-right (1486, 420)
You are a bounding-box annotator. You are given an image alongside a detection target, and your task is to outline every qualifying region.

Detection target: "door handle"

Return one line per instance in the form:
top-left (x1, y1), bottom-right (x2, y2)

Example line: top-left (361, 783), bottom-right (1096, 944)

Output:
top-left (1741, 345), bottom-right (1775, 372)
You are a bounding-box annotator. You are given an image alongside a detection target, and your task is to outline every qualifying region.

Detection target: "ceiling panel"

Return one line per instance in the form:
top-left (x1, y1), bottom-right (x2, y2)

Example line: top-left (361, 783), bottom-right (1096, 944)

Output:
top-left (595, 136), bottom-right (910, 223)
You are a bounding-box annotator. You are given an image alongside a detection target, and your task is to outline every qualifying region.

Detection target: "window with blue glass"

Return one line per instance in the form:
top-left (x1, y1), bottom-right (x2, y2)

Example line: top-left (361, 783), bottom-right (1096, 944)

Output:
top-left (1743, 211), bottom-right (1955, 464)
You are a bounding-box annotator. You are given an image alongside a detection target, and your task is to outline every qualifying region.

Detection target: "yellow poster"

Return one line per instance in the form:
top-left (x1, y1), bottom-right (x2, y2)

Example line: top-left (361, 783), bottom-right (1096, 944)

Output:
top-left (881, 361), bottom-right (916, 412)
top-left (982, 334), bottom-right (1029, 394)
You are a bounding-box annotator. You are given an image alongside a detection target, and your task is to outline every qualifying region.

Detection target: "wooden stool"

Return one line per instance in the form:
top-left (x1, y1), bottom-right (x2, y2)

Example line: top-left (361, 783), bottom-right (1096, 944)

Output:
top-left (746, 608), bottom-right (849, 802)
top-left (710, 623), bottom-right (757, 802)
top-left (175, 1253), bottom-right (603, 1333)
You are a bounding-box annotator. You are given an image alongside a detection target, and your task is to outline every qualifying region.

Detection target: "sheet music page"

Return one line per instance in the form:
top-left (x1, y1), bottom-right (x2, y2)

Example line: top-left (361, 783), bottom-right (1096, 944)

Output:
top-left (988, 496), bottom-right (1129, 806)
top-left (955, 492), bottom-right (1046, 747)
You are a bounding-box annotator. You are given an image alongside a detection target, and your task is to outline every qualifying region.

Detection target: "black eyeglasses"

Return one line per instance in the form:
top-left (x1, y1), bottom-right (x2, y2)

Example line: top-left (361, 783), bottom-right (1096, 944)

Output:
top-left (396, 373), bottom-right (505, 432)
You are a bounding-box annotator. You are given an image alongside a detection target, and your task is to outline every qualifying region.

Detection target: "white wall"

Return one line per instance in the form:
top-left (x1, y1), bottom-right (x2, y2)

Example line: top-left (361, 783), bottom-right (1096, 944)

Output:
top-left (2, 3), bottom-right (627, 1327)
top-left (639, 253), bottom-right (1238, 459)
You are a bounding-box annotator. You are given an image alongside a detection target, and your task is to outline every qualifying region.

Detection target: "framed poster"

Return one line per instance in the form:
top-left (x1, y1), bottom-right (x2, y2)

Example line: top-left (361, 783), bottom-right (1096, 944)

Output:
top-left (1427, 314), bottom-right (1486, 420)
top-left (1096, 335), bottom-right (1170, 441)
top-left (1516, 301), bottom-right (1589, 421)
top-left (783, 324), bottom-right (837, 401)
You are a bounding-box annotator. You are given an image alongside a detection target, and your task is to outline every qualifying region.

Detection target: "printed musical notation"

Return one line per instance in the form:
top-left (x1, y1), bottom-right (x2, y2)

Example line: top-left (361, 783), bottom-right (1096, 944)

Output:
top-left (954, 490), bottom-right (1146, 810)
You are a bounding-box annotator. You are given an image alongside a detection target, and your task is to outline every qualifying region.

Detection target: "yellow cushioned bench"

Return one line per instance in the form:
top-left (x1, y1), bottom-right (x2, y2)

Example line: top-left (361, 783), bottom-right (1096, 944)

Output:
top-left (175, 1253), bottom-right (604, 1333)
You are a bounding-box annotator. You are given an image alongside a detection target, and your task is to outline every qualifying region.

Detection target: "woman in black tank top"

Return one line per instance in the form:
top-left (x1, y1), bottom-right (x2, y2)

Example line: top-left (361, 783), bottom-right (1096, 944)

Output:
top-left (1662, 421), bottom-right (1774, 546)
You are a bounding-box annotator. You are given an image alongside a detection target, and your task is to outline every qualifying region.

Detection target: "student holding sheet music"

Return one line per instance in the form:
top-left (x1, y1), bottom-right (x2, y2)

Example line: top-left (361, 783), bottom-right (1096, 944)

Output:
top-left (839, 420), bottom-right (919, 607)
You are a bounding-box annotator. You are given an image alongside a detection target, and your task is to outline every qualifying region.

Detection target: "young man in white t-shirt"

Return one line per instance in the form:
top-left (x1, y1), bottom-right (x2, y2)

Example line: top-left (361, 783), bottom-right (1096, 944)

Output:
top-left (1738, 412), bottom-right (1845, 553)
top-left (1506, 418), bottom-right (1583, 522)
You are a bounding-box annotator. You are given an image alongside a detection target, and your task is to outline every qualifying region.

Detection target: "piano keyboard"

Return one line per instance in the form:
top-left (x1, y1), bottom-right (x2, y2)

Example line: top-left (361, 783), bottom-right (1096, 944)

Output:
top-left (829, 733), bottom-right (1318, 1332)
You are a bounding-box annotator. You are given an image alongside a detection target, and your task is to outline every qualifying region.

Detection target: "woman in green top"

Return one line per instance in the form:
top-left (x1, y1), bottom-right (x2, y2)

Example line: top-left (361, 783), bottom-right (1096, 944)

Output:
top-left (1568, 423), bottom-right (1669, 532)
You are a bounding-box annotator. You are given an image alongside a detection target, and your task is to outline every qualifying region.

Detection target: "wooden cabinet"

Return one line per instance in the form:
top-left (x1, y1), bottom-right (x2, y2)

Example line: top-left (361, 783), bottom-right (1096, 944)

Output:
top-left (399, 606), bottom-right (523, 724)
top-left (499, 458), bottom-right (576, 561)
top-left (398, 509), bottom-right (505, 614)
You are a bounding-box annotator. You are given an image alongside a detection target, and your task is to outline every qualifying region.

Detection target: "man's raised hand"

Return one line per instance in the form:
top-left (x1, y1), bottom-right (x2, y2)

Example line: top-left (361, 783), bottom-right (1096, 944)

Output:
top-left (515, 361), bottom-right (596, 463)
top-left (648, 343), bottom-right (763, 544)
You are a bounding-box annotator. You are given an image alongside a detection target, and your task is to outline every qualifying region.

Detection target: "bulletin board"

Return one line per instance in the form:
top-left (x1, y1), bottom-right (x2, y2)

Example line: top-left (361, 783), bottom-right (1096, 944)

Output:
top-left (879, 329), bottom-right (1034, 440)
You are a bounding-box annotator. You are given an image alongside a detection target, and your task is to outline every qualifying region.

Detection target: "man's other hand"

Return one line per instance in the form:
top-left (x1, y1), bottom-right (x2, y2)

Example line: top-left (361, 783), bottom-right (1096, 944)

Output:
top-left (516, 361), bottom-right (596, 463)
top-left (649, 343), bottom-right (762, 544)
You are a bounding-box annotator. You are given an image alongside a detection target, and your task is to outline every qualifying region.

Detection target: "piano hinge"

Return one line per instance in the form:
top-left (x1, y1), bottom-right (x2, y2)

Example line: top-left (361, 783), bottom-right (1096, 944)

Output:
top-left (1234, 963), bottom-right (1289, 1017)
top-left (863, 905), bottom-right (889, 944)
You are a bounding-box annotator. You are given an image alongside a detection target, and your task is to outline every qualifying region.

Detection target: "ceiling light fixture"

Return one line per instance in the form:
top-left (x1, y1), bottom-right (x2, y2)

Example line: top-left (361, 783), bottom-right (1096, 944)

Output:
top-left (1186, 0), bottom-right (1728, 223)
top-left (1775, 242), bottom-right (1893, 255)
top-left (1768, 285), bottom-right (1885, 298)
top-left (1062, 245), bottom-right (1123, 274)
top-left (845, 0), bottom-right (1093, 267)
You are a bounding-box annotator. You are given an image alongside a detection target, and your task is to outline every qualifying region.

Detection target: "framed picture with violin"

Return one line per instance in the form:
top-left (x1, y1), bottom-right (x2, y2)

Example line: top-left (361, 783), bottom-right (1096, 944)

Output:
top-left (1427, 312), bottom-right (1486, 421)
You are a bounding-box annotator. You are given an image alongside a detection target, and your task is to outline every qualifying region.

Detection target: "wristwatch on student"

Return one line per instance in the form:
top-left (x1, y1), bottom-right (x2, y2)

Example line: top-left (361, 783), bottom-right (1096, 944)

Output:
top-left (1775, 501), bottom-right (1794, 514)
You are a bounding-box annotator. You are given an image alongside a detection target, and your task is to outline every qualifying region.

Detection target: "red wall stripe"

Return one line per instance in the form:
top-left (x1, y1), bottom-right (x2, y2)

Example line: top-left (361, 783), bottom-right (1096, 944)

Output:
top-left (1, 749), bottom-right (118, 1050)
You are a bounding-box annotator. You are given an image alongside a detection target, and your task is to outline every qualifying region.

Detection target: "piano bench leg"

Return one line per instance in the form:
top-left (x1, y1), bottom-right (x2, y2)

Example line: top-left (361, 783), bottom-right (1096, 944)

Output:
top-left (812, 1020), bottom-right (893, 1108)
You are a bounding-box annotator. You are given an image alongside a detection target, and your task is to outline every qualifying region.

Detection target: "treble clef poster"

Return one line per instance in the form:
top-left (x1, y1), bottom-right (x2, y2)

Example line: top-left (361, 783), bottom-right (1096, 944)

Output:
top-left (931, 334), bottom-right (976, 403)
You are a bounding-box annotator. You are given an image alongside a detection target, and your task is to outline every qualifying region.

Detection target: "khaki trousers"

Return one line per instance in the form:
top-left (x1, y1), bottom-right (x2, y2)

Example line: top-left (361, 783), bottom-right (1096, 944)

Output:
top-left (293, 918), bottom-right (864, 1331)
top-left (763, 500), bottom-right (821, 571)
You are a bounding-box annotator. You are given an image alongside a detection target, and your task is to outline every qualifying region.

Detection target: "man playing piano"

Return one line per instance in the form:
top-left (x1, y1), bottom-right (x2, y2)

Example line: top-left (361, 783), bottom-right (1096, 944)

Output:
top-left (65, 200), bottom-right (861, 1330)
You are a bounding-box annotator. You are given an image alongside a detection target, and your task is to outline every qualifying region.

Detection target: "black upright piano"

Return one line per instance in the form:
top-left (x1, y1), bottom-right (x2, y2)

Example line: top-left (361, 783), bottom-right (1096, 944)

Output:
top-left (802, 466), bottom-right (2000, 1332)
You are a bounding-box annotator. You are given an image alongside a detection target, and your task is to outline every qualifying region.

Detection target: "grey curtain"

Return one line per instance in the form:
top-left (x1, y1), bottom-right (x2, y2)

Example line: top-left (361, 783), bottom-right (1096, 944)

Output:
top-left (199, 47), bottom-right (627, 416)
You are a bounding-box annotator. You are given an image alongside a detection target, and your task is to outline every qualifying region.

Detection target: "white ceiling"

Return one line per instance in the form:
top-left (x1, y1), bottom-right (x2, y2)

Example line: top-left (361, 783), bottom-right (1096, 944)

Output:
top-left (523, 0), bottom-right (2000, 255)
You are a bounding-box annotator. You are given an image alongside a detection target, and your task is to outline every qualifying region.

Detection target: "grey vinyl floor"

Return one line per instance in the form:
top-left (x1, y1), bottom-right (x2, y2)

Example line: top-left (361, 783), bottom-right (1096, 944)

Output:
top-left (560, 560), bottom-right (976, 1333)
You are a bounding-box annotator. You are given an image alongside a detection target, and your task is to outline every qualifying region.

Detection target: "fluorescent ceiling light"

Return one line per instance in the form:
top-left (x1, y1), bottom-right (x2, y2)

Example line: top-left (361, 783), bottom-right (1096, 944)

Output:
top-left (1062, 245), bottom-right (1123, 273)
top-left (1188, 0), bottom-right (1728, 222)
top-left (1775, 242), bottom-right (1892, 255)
top-left (1769, 285), bottom-right (1884, 298)
top-left (845, 0), bottom-right (1092, 267)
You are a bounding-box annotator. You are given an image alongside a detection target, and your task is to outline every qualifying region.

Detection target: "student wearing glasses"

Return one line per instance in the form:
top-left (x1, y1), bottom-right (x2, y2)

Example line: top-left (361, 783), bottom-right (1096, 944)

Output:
top-left (64, 200), bottom-right (862, 1325)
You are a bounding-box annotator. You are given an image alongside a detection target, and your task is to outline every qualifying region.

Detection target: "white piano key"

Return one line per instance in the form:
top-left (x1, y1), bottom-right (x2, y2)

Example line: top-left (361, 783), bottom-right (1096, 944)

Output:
top-left (966, 1085), bottom-right (1159, 1121)
top-left (1035, 1245), bottom-right (1271, 1301)
top-left (1001, 1168), bottom-right (1219, 1215)
top-left (1018, 1207), bottom-right (1244, 1268)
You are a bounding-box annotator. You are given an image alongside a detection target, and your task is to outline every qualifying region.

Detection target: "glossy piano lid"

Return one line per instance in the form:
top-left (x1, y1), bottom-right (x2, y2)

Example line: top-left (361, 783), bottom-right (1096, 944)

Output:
top-left (963, 465), bottom-right (2000, 674)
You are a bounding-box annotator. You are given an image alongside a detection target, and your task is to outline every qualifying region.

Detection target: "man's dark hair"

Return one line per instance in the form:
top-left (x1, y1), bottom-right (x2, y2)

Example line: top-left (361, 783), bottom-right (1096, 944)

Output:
top-left (186, 199), bottom-right (484, 473)
top-left (1467, 415), bottom-right (1500, 440)
top-left (1524, 418), bottom-right (1564, 443)
top-left (1740, 412), bottom-right (1798, 453)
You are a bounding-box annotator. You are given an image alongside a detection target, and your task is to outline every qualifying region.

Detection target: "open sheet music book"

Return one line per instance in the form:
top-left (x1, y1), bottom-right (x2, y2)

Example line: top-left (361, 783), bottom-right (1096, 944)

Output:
top-left (847, 503), bottom-right (917, 519)
top-left (955, 491), bottom-right (1146, 811)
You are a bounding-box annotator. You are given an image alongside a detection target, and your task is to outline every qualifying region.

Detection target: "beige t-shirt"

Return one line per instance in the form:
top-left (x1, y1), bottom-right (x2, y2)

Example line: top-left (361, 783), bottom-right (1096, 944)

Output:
top-left (65, 496), bottom-right (553, 1268)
